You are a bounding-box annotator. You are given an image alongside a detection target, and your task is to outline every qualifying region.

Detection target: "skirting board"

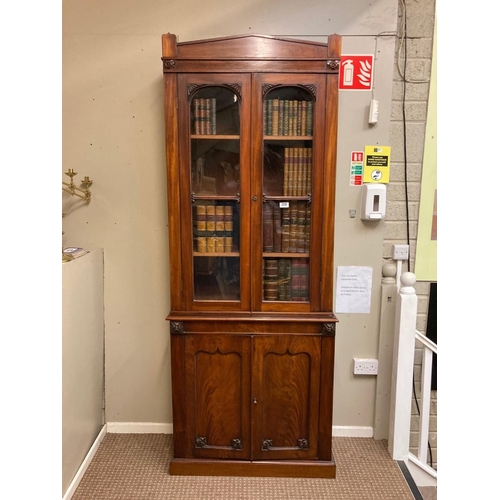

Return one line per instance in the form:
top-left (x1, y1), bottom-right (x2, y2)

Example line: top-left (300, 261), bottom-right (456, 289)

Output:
top-left (107, 422), bottom-right (173, 434)
top-left (63, 424), bottom-right (107, 500)
top-left (106, 422), bottom-right (372, 438)
top-left (332, 426), bottom-right (374, 438)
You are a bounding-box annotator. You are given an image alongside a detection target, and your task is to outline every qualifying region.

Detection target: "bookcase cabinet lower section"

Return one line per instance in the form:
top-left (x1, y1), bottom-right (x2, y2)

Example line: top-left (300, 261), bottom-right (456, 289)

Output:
top-left (168, 313), bottom-right (337, 478)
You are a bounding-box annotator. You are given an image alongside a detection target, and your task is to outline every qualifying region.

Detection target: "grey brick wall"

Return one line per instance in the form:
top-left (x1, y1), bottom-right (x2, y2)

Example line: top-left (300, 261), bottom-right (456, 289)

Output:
top-left (387, 0), bottom-right (436, 470)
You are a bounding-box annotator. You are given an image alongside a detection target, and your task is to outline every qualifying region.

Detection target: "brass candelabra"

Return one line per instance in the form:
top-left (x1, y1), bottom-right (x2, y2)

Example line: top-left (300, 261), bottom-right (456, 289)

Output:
top-left (62, 169), bottom-right (93, 202)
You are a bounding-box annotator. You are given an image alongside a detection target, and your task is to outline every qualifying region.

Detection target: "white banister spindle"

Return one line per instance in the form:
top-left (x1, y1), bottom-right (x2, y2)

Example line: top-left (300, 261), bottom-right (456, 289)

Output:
top-left (388, 272), bottom-right (418, 460)
top-left (418, 342), bottom-right (433, 464)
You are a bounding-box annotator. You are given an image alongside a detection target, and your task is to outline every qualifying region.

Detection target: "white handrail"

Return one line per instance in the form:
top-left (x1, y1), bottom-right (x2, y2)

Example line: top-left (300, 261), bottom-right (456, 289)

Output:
top-left (415, 329), bottom-right (437, 354)
top-left (414, 329), bottom-right (437, 471)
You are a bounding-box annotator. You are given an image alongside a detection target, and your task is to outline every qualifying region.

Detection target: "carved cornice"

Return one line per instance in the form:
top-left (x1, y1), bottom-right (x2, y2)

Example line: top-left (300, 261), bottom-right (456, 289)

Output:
top-left (187, 83), bottom-right (242, 102)
top-left (170, 321), bottom-right (185, 335)
top-left (322, 323), bottom-right (336, 336)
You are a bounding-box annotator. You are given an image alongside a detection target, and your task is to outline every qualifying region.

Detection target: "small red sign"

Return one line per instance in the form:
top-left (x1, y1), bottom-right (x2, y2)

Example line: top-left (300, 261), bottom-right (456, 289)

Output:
top-left (351, 151), bottom-right (364, 162)
top-left (339, 55), bottom-right (374, 91)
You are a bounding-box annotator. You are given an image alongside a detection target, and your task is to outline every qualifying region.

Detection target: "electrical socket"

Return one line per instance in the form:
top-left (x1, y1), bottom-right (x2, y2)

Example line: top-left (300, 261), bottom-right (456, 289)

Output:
top-left (392, 244), bottom-right (409, 260)
top-left (353, 358), bottom-right (378, 375)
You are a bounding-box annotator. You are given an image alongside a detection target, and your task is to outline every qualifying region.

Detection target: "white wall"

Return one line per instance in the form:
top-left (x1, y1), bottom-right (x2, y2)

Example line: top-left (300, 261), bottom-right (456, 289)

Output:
top-left (62, 249), bottom-right (104, 495)
top-left (62, 0), bottom-right (398, 429)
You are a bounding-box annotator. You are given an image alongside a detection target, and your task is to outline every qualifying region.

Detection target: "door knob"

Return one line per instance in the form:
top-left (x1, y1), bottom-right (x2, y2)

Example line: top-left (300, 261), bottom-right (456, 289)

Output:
top-left (253, 398), bottom-right (258, 404)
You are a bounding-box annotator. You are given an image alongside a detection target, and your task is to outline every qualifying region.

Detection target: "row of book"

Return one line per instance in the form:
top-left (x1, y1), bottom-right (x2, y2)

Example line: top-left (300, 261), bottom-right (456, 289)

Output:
top-left (194, 202), bottom-right (235, 253)
top-left (192, 98), bottom-right (217, 135)
top-left (263, 201), bottom-right (311, 253)
top-left (263, 258), bottom-right (309, 301)
top-left (263, 99), bottom-right (313, 137)
top-left (283, 147), bottom-right (312, 197)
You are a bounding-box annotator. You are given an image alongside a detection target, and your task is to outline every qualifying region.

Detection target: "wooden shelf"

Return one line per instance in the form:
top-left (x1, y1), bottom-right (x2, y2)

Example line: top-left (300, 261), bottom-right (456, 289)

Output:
top-left (263, 252), bottom-right (309, 258)
top-left (193, 252), bottom-right (240, 257)
top-left (264, 135), bottom-right (313, 140)
top-left (191, 134), bottom-right (239, 139)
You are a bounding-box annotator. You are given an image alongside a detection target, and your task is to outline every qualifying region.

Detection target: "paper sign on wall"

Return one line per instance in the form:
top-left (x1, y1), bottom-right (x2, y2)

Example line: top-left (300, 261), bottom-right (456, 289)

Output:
top-left (363, 145), bottom-right (391, 184)
top-left (335, 266), bottom-right (373, 314)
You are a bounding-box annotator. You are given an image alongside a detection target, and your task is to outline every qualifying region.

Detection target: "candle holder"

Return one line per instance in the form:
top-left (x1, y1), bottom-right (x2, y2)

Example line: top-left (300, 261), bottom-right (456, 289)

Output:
top-left (62, 169), bottom-right (93, 202)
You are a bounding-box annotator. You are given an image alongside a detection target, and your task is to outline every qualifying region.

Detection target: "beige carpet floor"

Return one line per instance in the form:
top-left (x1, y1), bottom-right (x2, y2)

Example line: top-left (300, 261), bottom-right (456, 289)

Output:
top-left (72, 434), bottom-right (418, 500)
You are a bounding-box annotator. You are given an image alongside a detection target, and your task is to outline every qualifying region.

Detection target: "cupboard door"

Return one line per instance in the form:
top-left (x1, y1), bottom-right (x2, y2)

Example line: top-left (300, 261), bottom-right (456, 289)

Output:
top-left (185, 334), bottom-right (252, 460)
top-left (178, 74), bottom-right (252, 311)
top-left (252, 335), bottom-right (321, 460)
top-left (251, 74), bottom-right (327, 313)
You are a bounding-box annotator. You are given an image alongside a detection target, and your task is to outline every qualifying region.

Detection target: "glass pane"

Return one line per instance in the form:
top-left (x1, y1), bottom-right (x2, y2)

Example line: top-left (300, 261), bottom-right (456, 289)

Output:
top-left (191, 87), bottom-right (240, 136)
top-left (263, 201), bottom-right (310, 254)
top-left (194, 256), bottom-right (240, 301)
top-left (263, 257), bottom-right (309, 302)
top-left (193, 200), bottom-right (240, 301)
top-left (191, 139), bottom-right (240, 196)
top-left (263, 87), bottom-right (314, 137)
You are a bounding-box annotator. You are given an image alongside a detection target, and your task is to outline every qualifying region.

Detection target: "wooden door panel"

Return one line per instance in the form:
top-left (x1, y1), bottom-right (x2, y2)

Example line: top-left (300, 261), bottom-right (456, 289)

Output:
top-left (252, 335), bottom-right (321, 460)
top-left (185, 335), bottom-right (251, 459)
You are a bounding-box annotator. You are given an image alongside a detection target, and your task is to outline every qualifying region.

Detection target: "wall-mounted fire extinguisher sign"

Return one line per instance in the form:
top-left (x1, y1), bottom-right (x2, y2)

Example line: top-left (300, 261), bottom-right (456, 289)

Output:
top-left (339, 55), bottom-right (374, 91)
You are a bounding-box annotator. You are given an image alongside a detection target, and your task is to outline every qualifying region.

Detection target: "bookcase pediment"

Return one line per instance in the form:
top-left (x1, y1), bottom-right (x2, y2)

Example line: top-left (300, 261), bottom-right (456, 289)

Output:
top-left (175, 34), bottom-right (331, 60)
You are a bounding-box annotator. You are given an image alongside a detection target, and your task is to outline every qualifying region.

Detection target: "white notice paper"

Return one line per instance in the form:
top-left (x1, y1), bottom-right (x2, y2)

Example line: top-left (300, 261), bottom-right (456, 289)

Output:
top-left (335, 266), bottom-right (373, 313)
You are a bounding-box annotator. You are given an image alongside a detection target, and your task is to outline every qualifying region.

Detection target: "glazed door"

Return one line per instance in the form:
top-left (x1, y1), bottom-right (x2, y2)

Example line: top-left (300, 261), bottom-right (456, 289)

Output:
top-left (185, 334), bottom-right (252, 460)
top-left (178, 73), bottom-right (252, 311)
top-left (250, 73), bottom-right (327, 312)
top-left (251, 335), bottom-right (322, 460)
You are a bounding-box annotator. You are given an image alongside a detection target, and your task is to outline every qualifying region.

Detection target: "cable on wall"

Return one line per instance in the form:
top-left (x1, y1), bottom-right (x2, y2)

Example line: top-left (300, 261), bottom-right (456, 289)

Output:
top-left (400, 0), bottom-right (434, 470)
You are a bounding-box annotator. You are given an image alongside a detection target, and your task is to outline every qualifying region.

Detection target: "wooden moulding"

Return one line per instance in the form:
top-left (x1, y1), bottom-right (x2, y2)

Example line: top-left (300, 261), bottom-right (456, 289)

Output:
top-left (169, 458), bottom-right (336, 478)
top-left (161, 34), bottom-right (341, 74)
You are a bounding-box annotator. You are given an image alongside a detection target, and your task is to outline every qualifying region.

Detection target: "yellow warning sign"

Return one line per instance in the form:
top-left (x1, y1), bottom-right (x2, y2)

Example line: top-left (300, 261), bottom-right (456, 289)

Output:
top-left (363, 145), bottom-right (391, 183)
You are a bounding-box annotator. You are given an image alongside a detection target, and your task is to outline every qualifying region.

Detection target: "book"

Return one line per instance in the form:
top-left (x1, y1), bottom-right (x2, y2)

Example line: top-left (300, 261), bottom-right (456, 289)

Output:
top-left (306, 101), bottom-right (313, 136)
top-left (283, 148), bottom-right (290, 196)
top-left (263, 259), bottom-right (279, 301)
top-left (291, 258), bottom-right (301, 301)
top-left (271, 99), bottom-right (279, 136)
top-left (289, 202), bottom-right (298, 252)
top-left (267, 99), bottom-right (273, 135)
top-left (211, 97), bottom-right (217, 134)
top-left (301, 101), bottom-right (307, 136)
top-left (263, 99), bottom-right (267, 134)
top-left (297, 201), bottom-right (306, 252)
top-left (283, 100), bottom-right (289, 136)
top-left (62, 247), bottom-right (88, 261)
top-left (299, 258), bottom-right (309, 301)
top-left (281, 206), bottom-right (290, 252)
top-left (193, 98), bottom-right (201, 134)
top-left (297, 147), bottom-right (304, 196)
top-left (263, 202), bottom-right (274, 252)
top-left (291, 148), bottom-right (299, 196)
top-left (278, 100), bottom-right (284, 135)
top-left (273, 204), bottom-right (282, 252)
top-left (277, 258), bottom-right (292, 301)
top-left (305, 204), bottom-right (311, 252)
top-left (306, 148), bottom-right (312, 194)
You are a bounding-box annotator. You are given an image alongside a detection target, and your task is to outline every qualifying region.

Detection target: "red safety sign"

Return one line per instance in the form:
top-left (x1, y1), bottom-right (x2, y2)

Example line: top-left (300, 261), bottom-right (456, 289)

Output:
top-left (339, 55), bottom-right (374, 91)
